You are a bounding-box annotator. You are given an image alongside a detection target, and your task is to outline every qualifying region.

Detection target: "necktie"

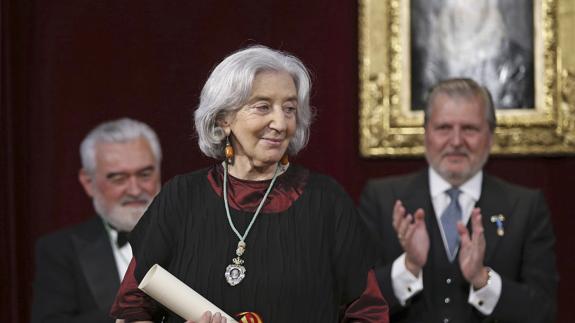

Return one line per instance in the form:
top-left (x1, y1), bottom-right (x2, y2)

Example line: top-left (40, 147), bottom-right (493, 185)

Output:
top-left (116, 231), bottom-right (129, 248)
top-left (441, 188), bottom-right (462, 262)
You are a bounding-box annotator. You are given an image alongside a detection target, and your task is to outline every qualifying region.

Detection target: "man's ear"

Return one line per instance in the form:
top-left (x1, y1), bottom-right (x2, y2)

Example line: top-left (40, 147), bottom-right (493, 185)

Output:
top-left (78, 169), bottom-right (95, 198)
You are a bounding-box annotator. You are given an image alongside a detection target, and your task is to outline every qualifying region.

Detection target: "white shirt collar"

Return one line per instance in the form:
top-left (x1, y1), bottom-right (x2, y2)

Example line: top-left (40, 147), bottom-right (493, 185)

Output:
top-left (100, 217), bottom-right (132, 279)
top-left (429, 167), bottom-right (483, 201)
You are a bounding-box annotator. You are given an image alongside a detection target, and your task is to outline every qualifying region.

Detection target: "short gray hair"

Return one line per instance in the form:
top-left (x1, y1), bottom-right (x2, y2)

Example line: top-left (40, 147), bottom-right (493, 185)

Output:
top-left (80, 118), bottom-right (162, 173)
top-left (424, 78), bottom-right (496, 132)
top-left (194, 45), bottom-right (313, 159)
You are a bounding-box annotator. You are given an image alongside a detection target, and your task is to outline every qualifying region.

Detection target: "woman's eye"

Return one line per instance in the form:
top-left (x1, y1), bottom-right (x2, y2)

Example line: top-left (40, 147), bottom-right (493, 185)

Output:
top-left (254, 105), bottom-right (270, 112)
top-left (284, 106), bottom-right (297, 115)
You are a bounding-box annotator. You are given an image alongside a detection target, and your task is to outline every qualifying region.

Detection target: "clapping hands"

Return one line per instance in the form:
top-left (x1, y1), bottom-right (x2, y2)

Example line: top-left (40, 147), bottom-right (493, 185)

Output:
top-left (392, 200), bottom-right (429, 276)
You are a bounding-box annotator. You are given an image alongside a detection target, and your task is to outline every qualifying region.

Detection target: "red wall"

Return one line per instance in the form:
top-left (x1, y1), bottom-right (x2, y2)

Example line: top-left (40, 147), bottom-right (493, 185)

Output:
top-left (2, 0), bottom-right (574, 321)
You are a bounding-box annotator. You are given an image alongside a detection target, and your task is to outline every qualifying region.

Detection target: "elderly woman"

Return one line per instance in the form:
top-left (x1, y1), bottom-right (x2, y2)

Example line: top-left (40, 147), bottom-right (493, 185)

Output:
top-left (110, 46), bottom-right (387, 322)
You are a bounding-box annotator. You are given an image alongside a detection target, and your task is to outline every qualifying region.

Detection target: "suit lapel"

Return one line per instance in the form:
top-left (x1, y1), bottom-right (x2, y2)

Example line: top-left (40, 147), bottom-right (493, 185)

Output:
top-left (73, 218), bottom-right (120, 313)
top-left (475, 175), bottom-right (513, 263)
top-left (402, 170), bottom-right (435, 219)
top-left (401, 171), bottom-right (437, 249)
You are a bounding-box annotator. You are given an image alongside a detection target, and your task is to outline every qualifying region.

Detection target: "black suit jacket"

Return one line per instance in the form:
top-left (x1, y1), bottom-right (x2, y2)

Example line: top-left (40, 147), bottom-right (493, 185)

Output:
top-left (31, 216), bottom-right (120, 323)
top-left (359, 170), bottom-right (558, 323)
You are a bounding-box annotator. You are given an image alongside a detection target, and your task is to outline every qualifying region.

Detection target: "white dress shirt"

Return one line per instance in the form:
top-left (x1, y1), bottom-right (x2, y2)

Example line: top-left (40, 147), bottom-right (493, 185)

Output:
top-left (104, 221), bottom-right (133, 281)
top-left (391, 167), bottom-right (502, 315)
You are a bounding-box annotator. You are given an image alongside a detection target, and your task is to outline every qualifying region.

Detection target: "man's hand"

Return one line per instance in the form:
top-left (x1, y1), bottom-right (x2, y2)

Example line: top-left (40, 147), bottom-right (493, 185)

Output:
top-left (458, 207), bottom-right (489, 289)
top-left (392, 200), bottom-right (429, 276)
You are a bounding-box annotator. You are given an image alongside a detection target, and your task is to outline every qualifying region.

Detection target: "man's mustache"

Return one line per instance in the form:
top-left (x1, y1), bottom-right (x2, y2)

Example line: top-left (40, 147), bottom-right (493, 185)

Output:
top-left (442, 149), bottom-right (469, 157)
top-left (120, 194), bottom-right (152, 207)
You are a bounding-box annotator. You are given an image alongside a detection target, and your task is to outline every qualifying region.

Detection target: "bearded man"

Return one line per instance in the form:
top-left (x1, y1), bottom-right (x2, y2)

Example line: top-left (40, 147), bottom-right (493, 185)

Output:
top-left (360, 78), bottom-right (557, 322)
top-left (31, 118), bottom-right (162, 323)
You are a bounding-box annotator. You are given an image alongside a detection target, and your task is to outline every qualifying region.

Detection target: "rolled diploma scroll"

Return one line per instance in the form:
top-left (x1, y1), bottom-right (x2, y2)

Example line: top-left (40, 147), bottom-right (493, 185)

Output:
top-left (138, 264), bottom-right (237, 322)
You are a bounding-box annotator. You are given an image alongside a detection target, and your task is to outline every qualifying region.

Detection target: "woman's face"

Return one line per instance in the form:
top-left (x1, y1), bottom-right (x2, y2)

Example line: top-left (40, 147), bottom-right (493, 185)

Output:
top-left (223, 70), bottom-right (298, 169)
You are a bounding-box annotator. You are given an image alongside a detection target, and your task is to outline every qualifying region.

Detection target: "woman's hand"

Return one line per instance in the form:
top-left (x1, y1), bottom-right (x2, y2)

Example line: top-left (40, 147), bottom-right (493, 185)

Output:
top-left (185, 311), bottom-right (228, 323)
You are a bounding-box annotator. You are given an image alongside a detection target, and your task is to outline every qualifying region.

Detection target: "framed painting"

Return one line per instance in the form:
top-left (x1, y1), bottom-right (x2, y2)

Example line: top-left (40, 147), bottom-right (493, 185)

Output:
top-left (359, 0), bottom-right (575, 156)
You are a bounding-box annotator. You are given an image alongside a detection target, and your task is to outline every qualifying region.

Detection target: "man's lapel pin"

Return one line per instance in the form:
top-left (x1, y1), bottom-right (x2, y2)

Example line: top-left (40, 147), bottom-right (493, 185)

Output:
top-left (490, 214), bottom-right (506, 237)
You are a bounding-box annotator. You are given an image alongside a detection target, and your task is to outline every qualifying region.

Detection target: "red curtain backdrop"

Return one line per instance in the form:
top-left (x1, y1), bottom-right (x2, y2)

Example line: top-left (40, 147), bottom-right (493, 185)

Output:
top-left (2, 0), bottom-right (574, 322)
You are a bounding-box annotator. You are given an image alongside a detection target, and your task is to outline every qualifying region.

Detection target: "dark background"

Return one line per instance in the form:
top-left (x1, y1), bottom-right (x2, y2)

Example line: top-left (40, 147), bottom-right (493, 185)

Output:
top-left (2, 1), bottom-right (573, 322)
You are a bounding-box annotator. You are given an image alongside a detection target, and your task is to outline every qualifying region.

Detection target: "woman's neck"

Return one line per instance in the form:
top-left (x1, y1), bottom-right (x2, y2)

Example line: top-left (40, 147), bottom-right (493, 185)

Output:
top-left (227, 158), bottom-right (278, 181)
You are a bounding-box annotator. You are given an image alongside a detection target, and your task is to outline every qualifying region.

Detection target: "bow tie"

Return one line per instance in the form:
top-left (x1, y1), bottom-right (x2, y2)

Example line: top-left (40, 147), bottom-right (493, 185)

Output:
top-left (116, 231), bottom-right (130, 248)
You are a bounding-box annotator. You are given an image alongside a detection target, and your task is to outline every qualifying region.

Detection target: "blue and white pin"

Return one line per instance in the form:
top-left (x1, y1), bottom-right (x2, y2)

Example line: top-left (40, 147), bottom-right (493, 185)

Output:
top-left (490, 214), bottom-right (506, 237)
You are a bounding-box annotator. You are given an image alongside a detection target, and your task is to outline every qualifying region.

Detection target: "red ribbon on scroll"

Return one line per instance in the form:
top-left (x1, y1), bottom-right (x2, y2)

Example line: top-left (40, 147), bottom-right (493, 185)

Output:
top-left (236, 312), bottom-right (263, 323)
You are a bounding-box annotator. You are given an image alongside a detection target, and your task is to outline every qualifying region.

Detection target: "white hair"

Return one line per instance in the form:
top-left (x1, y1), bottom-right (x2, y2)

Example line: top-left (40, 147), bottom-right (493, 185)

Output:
top-left (80, 118), bottom-right (162, 173)
top-left (194, 45), bottom-right (313, 159)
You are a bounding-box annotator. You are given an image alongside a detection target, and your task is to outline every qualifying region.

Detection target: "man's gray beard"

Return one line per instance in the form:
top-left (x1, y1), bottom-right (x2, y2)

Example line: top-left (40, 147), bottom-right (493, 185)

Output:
top-left (434, 154), bottom-right (490, 186)
top-left (93, 196), bottom-right (150, 232)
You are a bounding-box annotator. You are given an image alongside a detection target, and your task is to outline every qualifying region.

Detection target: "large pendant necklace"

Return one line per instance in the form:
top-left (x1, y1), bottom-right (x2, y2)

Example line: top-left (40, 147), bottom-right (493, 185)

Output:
top-left (223, 162), bottom-right (282, 286)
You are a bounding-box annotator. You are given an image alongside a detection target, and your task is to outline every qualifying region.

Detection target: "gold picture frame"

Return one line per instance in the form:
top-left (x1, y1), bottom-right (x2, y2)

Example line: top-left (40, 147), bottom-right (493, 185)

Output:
top-left (359, 0), bottom-right (575, 157)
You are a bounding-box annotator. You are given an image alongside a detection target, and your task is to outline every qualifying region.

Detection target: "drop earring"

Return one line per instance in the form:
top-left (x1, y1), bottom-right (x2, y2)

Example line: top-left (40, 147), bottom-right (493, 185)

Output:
top-left (225, 136), bottom-right (234, 165)
top-left (280, 154), bottom-right (289, 166)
